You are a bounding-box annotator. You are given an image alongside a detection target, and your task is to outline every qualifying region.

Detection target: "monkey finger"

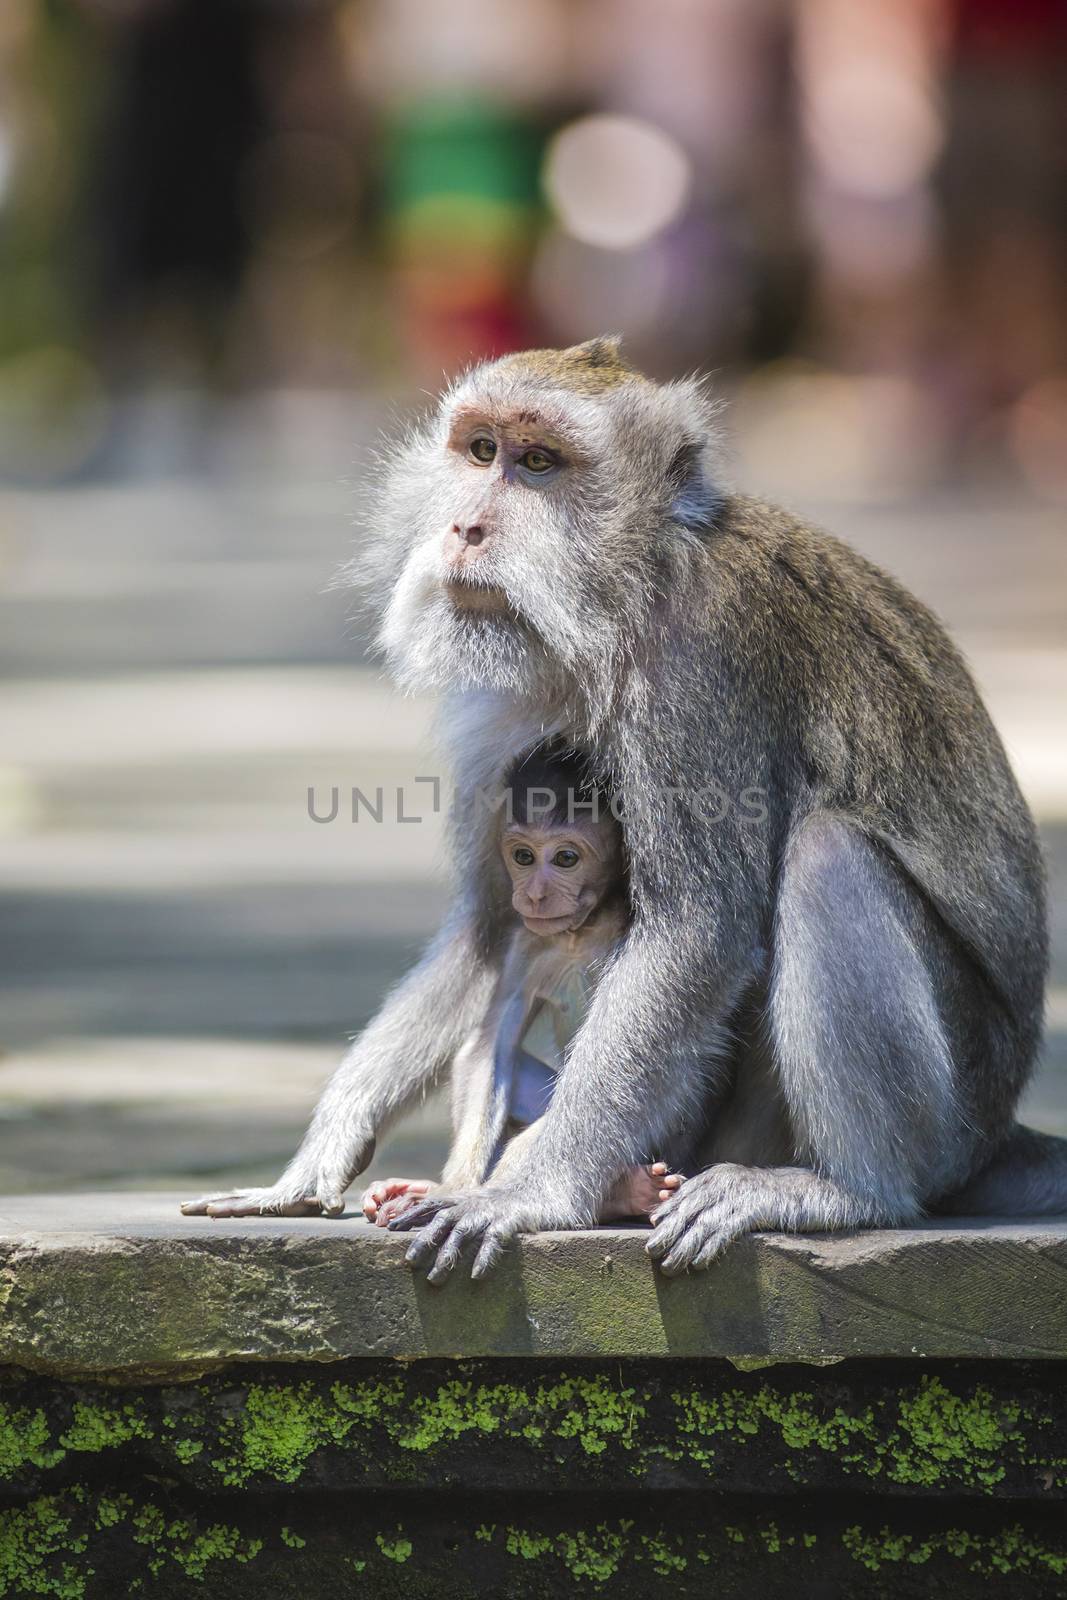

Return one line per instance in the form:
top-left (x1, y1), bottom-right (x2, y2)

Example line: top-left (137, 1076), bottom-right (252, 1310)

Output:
top-left (314, 1171), bottom-right (350, 1216)
top-left (646, 1190), bottom-right (704, 1254)
top-left (183, 1191), bottom-right (272, 1216)
top-left (649, 1178), bottom-right (700, 1219)
top-left (424, 1224), bottom-right (479, 1286)
top-left (205, 1195), bottom-right (320, 1218)
top-left (402, 1208), bottom-right (458, 1264)
top-left (361, 1182), bottom-right (388, 1221)
top-left (657, 1204), bottom-right (740, 1275)
top-left (377, 1195), bottom-right (421, 1227)
top-left (690, 1232), bottom-right (734, 1271)
top-left (656, 1217), bottom-right (715, 1276)
top-left (471, 1228), bottom-right (509, 1280)
top-left (387, 1196), bottom-right (451, 1233)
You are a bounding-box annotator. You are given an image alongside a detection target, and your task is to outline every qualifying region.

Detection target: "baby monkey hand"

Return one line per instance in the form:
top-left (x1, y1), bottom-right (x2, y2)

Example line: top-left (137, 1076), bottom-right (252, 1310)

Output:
top-left (361, 1177), bottom-right (435, 1226)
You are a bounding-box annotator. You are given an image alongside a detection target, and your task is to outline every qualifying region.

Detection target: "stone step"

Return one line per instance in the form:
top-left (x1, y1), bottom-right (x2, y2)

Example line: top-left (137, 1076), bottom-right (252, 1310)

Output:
top-left (2, 1194), bottom-right (1065, 1369)
top-left (4, 1195), bottom-right (1067, 1597)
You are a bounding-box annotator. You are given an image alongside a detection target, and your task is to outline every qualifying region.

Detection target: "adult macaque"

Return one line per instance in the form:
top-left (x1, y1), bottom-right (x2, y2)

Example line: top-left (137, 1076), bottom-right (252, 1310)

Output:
top-left (184, 336), bottom-right (1053, 1280)
top-left (359, 747), bottom-right (682, 1265)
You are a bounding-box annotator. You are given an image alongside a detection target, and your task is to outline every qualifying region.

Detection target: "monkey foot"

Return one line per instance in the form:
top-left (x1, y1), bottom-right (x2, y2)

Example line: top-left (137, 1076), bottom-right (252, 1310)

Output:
top-left (599, 1162), bottom-right (683, 1222)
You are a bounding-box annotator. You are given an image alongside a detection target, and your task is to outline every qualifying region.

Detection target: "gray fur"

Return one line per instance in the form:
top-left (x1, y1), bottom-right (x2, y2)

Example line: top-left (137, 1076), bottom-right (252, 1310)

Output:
top-left (183, 340), bottom-right (1051, 1275)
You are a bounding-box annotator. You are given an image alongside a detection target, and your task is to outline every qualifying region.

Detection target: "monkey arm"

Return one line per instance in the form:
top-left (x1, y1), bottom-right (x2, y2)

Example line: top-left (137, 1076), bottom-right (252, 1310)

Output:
top-left (181, 915), bottom-right (498, 1218)
top-left (519, 922), bottom-right (749, 1203)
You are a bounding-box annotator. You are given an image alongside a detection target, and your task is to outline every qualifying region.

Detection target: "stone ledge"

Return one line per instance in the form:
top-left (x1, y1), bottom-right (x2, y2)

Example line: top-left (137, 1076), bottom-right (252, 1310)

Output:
top-left (1, 1194), bottom-right (1066, 1374)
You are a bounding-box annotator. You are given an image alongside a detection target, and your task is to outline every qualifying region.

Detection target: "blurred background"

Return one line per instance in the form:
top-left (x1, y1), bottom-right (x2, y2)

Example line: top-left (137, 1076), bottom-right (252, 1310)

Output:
top-left (0, 0), bottom-right (1063, 1199)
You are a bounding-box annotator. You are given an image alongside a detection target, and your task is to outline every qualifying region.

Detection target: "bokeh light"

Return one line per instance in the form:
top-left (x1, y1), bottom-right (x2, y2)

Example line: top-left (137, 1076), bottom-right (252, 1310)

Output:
top-left (542, 114), bottom-right (691, 251)
top-left (803, 62), bottom-right (943, 201)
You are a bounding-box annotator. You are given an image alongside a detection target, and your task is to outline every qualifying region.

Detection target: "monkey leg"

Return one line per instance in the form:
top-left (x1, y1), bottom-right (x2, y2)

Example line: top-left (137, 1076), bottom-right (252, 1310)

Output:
top-left (649, 812), bottom-right (988, 1274)
top-left (936, 1123), bottom-right (1067, 1216)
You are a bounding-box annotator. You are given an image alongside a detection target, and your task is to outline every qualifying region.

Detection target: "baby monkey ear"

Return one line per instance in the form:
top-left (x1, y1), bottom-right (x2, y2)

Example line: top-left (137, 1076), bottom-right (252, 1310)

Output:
top-left (667, 439), bottom-right (718, 534)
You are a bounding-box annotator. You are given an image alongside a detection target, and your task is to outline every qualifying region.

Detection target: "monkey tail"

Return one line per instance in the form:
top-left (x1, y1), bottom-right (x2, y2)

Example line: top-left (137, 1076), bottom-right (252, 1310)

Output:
top-left (935, 1123), bottom-right (1067, 1218)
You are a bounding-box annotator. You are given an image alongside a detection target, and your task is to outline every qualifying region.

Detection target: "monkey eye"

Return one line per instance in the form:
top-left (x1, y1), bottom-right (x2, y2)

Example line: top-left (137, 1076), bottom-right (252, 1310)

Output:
top-left (519, 448), bottom-right (554, 474)
top-left (469, 437), bottom-right (497, 465)
top-left (552, 849), bottom-right (579, 869)
top-left (512, 846), bottom-right (536, 867)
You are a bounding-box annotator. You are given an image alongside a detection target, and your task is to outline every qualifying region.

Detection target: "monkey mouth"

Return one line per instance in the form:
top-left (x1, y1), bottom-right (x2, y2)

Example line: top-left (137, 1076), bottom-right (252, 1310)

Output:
top-left (442, 574), bottom-right (513, 617)
top-left (522, 910), bottom-right (585, 935)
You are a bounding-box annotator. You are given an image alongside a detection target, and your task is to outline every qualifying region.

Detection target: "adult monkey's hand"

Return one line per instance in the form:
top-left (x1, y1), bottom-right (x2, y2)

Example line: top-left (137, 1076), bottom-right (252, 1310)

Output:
top-left (179, 918), bottom-right (497, 1223)
top-left (181, 1135), bottom-right (375, 1217)
top-left (388, 1187), bottom-right (544, 1283)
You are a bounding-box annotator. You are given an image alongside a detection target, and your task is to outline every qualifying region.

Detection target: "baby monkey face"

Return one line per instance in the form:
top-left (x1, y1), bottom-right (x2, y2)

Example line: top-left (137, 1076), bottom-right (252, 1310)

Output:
top-left (501, 817), bottom-right (621, 936)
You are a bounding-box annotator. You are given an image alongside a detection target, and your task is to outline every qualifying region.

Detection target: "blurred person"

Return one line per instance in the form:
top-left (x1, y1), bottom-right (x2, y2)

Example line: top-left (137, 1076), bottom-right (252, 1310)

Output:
top-left (88, 0), bottom-right (267, 395)
top-left (936, 0), bottom-right (1067, 474)
top-left (80, 0), bottom-right (367, 466)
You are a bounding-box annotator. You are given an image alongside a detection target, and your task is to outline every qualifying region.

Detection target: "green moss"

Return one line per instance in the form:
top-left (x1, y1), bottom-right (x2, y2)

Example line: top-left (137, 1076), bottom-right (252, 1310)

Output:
top-left (669, 1375), bottom-right (1059, 1492)
top-left (671, 1383), bottom-right (877, 1471)
top-left (375, 1530), bottom-right (412, 1564)
top-left (362, 1374), bottom-right (644, 1458)
top-left (496, 1523), bottom-right (634, 1583)
top-left (2, 1488), bottom-right (1067, 1593)
top-left (2, 1367), bottom-right (1065, 1498)
top-left (475, 1515), bottom-right (1067, 1586)
top-left (129, 1501), bottom-right (262, 1581)
top-left (93, 1496), bottom-right (129, 1532)
top-left (888, 1379), bottom-right (1018, 1487)
top-left (505, 1529), bottom-right (552, 1561)
top-left (212, 1383), bottom-right (356, 1487)
top-left (556, 1528), bottom-right (631, 1583)
top-left (0, 1406), bottom-right (63, 1479)
top-left (0, 1497), bottom-right (89, 1599)
top-left (841, 1523), bottom-right (1067, 1576)
top-left (58, 1403), bottom-right (148, 1457)
top-left (639, 1534), bottom-right (687, 1575)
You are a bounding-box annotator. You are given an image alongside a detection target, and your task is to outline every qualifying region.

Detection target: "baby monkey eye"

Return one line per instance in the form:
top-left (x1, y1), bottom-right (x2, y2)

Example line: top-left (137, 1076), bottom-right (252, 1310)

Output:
top-left (512, 846), bottom-right (536, 867)
top-left (553, 849), bottom-right (579, 868)
top-left (468, 437), bottom-right (496, 465)
top-left (520, 448), bottom-right (554, 474)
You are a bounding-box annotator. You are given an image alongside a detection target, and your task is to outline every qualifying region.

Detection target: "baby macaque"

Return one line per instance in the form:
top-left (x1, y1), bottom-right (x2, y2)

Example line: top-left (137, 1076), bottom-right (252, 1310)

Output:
top-left (361, 747), bottom-right (682, 1227)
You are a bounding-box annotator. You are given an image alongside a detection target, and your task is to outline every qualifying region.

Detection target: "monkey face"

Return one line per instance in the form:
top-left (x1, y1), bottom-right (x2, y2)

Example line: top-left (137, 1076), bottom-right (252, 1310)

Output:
top-left (501, 818), bottom-right (621, 936)
top-left (376, 397), bottom-right (592, 698)
top-left (363, 339), bottom-right (722, 702)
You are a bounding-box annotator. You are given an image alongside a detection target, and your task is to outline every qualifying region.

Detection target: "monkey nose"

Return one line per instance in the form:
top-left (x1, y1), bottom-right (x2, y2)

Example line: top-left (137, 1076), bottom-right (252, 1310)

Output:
top-left (450, 522), bottom-right (485, 546)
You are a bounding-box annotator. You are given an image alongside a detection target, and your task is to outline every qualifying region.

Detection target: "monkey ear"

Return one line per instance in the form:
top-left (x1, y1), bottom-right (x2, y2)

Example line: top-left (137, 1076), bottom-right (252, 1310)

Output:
top-left (667, 440), bottom-right (718, 534)
top-left (571, 334), bottom-right (625, 368)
